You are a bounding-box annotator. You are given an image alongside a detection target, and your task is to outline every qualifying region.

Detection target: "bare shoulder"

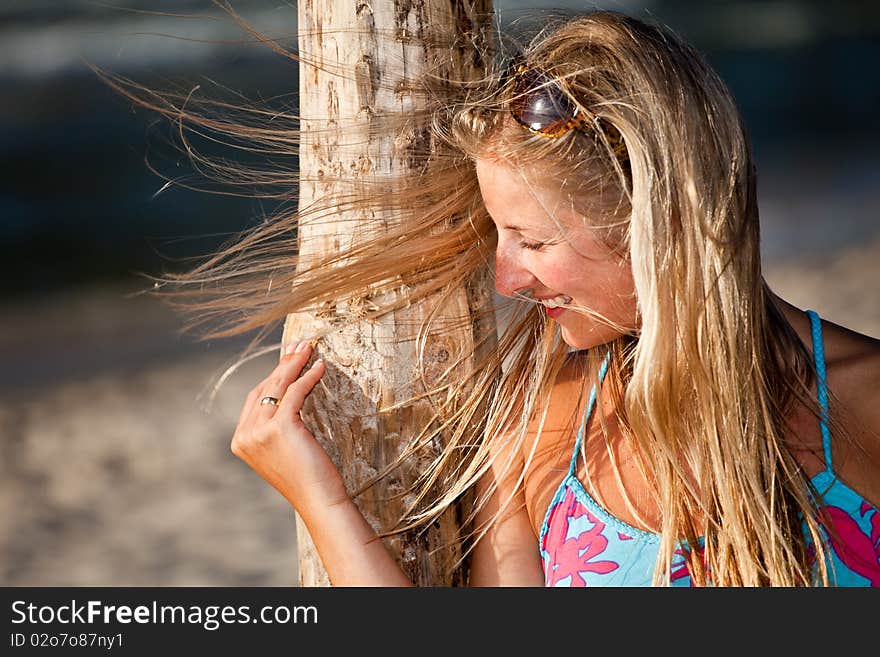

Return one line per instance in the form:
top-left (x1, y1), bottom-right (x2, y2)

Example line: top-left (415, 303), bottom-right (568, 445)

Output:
top-left (760, 298), bottom-right (879, 502)
top-left (816, 314), bottom-right (880, 395)
top-left (777, 300), bottom-right (880, 430)
top-left (819, 316), bottom-right (880, 439)
top-left (816, 317), bottom-right (880, 509)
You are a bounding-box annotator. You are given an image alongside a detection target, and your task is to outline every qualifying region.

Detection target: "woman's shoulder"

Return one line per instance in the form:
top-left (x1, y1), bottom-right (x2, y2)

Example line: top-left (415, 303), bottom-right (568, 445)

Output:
top-left (819, 315), bottom-right (880, 440)
top-left (791, 308), bottom-right (880, 500)
top-left (808, 312), bottom-right (880, 399)
top-left (779, 300), bottom-right (880, 409)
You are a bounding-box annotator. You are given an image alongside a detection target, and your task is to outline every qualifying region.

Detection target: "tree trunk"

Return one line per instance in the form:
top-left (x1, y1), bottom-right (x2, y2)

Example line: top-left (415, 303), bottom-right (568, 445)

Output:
top-left (284, 1), bottom-right (494, 586)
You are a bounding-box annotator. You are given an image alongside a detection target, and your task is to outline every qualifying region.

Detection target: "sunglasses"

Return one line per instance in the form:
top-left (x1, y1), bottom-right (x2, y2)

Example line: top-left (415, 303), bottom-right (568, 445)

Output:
top-left (505, 60), bottom-right (629, 164)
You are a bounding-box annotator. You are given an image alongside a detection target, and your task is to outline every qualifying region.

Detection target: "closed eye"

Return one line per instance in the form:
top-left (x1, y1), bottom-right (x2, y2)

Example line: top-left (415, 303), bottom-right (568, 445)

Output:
top-left (519, 240), bottom-right (545, 251)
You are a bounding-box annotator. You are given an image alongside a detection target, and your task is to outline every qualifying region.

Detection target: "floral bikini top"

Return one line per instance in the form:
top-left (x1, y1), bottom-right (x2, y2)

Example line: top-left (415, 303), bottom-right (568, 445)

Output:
top-left (539, 310), bottom-right (880, 586)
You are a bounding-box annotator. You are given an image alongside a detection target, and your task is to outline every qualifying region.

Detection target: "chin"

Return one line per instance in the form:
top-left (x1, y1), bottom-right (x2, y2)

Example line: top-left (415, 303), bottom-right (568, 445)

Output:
top-left (559, 327), bottom-right (592, 351)
top-left (560, 324), bottom-right (622, 352)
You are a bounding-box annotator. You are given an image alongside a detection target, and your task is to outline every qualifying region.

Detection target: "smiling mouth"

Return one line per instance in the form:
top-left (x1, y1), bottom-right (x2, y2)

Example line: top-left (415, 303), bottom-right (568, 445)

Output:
top-left (539, 295), bottom-right (573, 309)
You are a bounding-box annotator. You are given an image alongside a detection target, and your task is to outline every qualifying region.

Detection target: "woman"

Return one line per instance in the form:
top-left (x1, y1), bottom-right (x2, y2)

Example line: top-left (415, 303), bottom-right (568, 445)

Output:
top-left (149, 10), bottom-right (880, 585)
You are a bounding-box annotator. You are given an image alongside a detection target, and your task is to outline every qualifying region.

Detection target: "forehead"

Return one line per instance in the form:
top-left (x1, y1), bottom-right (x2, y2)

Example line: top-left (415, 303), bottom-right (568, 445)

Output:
top-left (474, 157), bottom-right (575, 231)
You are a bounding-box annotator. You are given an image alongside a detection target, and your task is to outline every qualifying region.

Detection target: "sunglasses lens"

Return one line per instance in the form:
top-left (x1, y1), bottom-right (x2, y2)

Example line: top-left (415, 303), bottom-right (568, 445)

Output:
top-left (504, 61), bottom-right (630, 166)
top-left (510, 69), bottom-right (578, 135)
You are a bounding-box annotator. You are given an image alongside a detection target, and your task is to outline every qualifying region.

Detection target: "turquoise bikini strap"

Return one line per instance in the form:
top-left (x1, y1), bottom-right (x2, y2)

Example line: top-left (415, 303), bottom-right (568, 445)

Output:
top-left (567, 350), bottom-right (612, 477)
top-left (806, 309), bottom-right (833, 472)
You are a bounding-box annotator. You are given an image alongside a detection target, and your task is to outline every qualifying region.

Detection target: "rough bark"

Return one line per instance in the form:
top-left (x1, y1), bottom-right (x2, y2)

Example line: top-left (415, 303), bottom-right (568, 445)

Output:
top-left (284, 0), bottom-right (494, 586)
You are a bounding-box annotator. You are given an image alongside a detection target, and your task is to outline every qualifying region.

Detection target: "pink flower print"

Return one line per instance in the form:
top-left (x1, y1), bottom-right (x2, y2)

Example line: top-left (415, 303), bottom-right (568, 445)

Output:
top-left (822, 504), bottom-right (880, 586)
top-left (865, 502), bottom-right (880, 549)
top-left (670, 559), bottom-right (690, 584)
top-left (670, 544), bottom-right (705, 585)
top-left (542, 497), bottom-right (574, 556)
top-left (543, 492), bottom-right (619, 586)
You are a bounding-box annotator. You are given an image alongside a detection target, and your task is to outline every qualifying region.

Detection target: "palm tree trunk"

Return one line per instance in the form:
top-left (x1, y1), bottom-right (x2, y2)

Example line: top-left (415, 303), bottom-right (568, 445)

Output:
top-left (285, 0), bottom-right (494, 586)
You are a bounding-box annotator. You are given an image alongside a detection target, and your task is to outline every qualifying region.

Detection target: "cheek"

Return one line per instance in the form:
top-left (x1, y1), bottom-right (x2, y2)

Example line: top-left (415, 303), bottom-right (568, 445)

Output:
top-left (595, 266), bottom-right (638, 328)
top-left (537, 263), bottom-right (570, 288)
top-left (567, 257), bottom-right (636, 311)
top-left (543, 253), bottom-right (594, 295)
top-left (597, 254), bottom-right (632, 287)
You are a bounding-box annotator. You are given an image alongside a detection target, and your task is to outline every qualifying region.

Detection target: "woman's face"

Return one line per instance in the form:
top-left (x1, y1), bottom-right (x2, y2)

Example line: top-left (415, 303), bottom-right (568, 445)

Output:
top-left (475, 156), bottom-right (638, 350)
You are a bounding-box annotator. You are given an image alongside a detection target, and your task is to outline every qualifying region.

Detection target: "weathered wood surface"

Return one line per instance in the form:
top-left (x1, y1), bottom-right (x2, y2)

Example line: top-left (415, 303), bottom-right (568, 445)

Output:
top-left (285, 0), bottom-right (494, 586)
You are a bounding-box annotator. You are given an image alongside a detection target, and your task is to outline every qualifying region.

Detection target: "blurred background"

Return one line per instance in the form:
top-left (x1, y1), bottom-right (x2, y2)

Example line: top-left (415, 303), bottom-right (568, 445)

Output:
top-left (1, 0), bottom-right (878, 585)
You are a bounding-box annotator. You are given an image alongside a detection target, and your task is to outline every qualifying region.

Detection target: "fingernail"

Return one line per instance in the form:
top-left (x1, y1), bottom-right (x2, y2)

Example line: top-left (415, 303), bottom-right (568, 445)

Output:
top-left (310, 358), bottom-right (323, 369)
top-left (295, 340), bottom-right (309, 353)
top-left (284, 342), bottom-right (298, 356)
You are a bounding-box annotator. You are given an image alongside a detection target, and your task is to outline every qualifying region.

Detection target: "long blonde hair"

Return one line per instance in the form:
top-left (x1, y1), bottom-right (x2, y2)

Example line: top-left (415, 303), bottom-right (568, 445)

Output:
top-left (102, 7), bottom-right (841, 585)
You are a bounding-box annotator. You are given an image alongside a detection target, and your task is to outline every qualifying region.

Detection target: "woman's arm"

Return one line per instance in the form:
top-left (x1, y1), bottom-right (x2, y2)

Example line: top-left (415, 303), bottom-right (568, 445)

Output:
top-left (232, 340), bottom-right (543, 586)
top-left (231, 341), bottom-right (412, 586)
top-left (294, 494), bottom-right (414, 586)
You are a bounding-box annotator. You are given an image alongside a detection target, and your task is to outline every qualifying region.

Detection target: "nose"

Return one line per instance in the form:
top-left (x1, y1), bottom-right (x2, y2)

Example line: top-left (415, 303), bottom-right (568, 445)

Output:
top-left (493, 240), bottom-right (538, 298)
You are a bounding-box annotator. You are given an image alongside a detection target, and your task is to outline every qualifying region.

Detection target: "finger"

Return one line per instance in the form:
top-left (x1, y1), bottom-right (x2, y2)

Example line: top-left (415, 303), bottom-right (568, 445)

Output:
top-left (241, 340), bottom-right (314, 434)
top-left (237, 386), bottom-right (262, 429)
top-left (255, 340), bottom-right (315, 420)
top-left (277, 357), bottom-right (325, 420)
top-left (239, 341), bottom-right (306, 432)
top-left (233, 384), bottom-right (265, 457)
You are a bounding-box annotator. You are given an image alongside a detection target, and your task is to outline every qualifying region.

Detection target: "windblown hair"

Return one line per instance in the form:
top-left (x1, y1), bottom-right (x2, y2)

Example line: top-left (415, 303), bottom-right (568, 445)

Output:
top-left (103, 5), bottom-right (849, 585)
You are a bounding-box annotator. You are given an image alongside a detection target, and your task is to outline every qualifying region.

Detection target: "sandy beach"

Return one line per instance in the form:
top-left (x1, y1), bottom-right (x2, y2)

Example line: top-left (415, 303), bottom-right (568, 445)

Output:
top-left (0, 283), bottom-right (300, 586)
top-left (1, 235), bottom-right (878, 586)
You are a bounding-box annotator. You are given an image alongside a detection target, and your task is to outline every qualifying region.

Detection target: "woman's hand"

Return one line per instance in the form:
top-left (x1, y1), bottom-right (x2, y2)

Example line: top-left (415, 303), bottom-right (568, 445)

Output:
top-left (231, 341), bottom-right (414, 585)
top-left (231, 340), bottom-right (346, 517)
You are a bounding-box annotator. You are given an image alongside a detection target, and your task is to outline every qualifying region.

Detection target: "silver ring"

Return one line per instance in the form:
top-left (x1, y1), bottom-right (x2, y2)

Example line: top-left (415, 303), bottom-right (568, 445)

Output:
top-left (260, 396), bottom-right (280, 407)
